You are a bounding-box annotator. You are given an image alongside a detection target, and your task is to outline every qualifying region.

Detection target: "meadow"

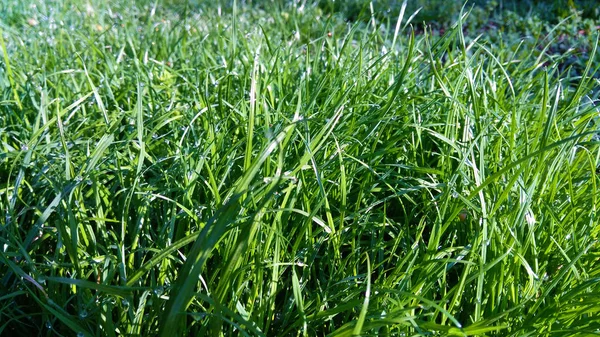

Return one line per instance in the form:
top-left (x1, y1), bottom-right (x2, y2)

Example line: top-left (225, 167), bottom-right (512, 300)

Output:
top-left (1, 0), bottom-right (599, 335)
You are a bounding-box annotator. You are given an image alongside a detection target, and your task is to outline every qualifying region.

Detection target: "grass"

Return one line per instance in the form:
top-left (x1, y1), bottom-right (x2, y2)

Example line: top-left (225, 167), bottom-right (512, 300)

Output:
top-left (1, 0), bottom-right (599, 336)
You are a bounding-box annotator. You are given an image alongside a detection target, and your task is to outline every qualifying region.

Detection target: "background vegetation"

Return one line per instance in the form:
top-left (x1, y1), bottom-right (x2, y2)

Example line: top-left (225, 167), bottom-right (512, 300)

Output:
top-left (1, 0), bottom-right (599, 336)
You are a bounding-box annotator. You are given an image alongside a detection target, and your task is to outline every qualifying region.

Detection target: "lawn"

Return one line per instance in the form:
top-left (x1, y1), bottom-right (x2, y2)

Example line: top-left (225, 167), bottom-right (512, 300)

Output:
top-left (1, 0), bottom-right (599, 336)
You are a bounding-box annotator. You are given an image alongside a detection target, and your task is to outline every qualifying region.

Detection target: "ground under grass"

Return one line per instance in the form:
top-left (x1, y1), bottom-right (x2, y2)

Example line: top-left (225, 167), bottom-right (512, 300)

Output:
top-left (1, 0), bottom-right (599, 336)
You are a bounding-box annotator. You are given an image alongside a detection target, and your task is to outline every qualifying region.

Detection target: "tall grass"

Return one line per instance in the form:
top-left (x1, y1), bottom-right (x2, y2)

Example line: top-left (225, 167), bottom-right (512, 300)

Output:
top-left (1, 0), bottom-right (599, 336)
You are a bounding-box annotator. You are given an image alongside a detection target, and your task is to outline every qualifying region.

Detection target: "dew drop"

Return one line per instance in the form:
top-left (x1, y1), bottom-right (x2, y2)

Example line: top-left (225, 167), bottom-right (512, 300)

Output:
top-left (154, 286), bottom-right (164, 296)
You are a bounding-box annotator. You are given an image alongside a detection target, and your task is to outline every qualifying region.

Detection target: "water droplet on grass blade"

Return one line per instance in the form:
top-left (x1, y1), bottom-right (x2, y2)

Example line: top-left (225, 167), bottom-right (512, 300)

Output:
top-left (154, 286), bottom-right (164, 296)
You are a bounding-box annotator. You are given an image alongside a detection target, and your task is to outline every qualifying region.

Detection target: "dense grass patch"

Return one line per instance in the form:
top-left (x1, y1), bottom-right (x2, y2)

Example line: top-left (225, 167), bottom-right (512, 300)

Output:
top-left (1, 0), bottom-right (599, 336)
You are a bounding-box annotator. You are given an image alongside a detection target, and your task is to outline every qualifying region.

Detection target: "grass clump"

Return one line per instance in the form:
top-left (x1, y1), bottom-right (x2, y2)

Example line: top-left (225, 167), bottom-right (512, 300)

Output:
top-left (1, 0), bottom-right (599, 336)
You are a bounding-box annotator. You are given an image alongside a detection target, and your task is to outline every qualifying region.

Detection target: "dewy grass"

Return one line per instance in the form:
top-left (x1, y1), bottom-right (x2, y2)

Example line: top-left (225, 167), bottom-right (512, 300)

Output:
top-left (1, 0), bottom-right (599, 336)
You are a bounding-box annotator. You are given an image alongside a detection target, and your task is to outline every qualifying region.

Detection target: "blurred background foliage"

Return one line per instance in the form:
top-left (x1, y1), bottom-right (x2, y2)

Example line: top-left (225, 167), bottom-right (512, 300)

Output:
top-left (314, 0), bottom-right (600, 85)
top-left (315, 0), bottom-right (599, 26)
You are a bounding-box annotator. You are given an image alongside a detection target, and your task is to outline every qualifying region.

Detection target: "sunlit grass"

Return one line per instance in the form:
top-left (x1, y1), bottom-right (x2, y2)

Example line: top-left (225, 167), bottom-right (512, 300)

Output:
top-left (1, 1), bottom-right (599, 336)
